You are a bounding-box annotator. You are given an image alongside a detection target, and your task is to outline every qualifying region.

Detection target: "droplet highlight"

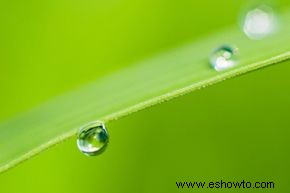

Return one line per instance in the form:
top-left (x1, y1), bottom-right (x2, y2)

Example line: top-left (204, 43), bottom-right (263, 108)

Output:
top-left (77, 121), bottom-right (109, 156)
top-left (209, 45), bottom-right (238, 71)
top-left (242, 5), bottom-right (277, 40)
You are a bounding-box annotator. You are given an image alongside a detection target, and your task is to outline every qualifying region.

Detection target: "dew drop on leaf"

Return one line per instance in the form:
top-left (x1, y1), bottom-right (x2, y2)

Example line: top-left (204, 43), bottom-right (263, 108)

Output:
top-left (77, 121), bottom-right (109, 156)
top-left (209, 45), bottom-right (238, 71)
top-left (242, 5), bottom-right (278, 40)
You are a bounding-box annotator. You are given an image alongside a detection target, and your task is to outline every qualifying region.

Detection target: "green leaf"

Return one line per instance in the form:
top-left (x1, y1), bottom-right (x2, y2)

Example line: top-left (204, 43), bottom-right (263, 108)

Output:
top-left (1, 8), bottom-right (290, 174)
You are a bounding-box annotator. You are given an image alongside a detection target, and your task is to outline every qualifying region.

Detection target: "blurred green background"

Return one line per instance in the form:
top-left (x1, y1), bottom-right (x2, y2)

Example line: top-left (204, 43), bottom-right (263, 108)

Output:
top-left (0, 0), bottom-right (290, 192)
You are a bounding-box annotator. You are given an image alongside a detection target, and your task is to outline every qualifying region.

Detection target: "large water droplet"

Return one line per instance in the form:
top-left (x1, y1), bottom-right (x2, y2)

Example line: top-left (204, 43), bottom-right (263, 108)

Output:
top-left (209, 45), bottom-right (238, 71)
top-left (77, 121), bottom-right (109, 156)
top-left (242, 5), bottom-right (277, 40)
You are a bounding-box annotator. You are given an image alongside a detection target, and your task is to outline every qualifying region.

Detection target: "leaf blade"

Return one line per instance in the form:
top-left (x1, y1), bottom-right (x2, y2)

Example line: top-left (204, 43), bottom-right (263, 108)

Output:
top-left (1, 10), bottom-right (290, 173)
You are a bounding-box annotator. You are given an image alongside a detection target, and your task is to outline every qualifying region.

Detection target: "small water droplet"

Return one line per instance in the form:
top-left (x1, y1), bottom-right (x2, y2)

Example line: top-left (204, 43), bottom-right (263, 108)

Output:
top-left (77, 121), bottom-right (109, 156)
top-left (209, 45), bottom-right (238, 71)
top-left (242, 5), bottom-right (277, 40)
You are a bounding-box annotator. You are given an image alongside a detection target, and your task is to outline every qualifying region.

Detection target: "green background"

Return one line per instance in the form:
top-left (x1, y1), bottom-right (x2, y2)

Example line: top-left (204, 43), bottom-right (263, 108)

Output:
top-left (0, 0), bottom-right (290, 192)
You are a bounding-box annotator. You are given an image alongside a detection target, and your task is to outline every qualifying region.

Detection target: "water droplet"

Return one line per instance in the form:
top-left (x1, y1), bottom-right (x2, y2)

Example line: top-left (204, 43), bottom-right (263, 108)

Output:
top-left (242, 5), bottom-right (277, 40)
top-left (77, 121), bottom-right (109, 156)
top-left (209, 45), bottom-right (238, 71)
